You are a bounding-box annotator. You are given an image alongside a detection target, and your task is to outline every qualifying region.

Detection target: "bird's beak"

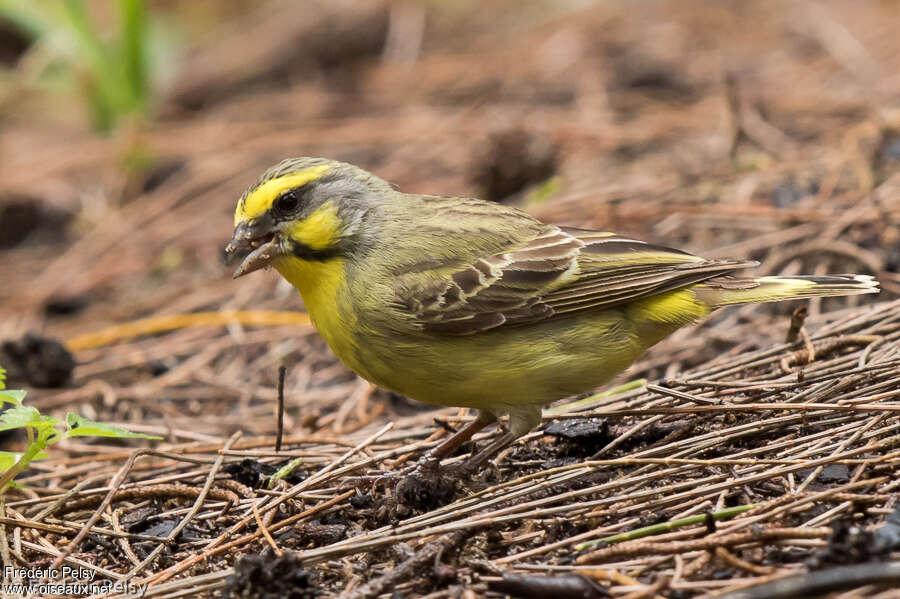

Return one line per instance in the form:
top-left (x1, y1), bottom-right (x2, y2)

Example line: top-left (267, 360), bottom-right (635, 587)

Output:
top-left (224, 222), bottom-right (285, 278)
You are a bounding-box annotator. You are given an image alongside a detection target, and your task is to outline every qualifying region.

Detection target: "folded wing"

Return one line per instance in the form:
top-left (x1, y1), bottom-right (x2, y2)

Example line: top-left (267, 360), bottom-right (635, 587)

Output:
top-left (393, 226), bottom-right (756, 335)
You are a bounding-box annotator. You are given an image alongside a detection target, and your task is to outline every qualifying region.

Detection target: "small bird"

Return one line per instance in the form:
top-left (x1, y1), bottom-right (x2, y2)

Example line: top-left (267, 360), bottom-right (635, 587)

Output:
top-left (225, 158), bottom-right (879, 470)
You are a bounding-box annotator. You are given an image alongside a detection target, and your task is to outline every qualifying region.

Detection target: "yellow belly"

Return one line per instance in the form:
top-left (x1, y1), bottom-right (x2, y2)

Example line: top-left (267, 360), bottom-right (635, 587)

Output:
top-left (275, 255), bottom-right (705, 417)
top-left (352, 310), bottom-right (645, 411)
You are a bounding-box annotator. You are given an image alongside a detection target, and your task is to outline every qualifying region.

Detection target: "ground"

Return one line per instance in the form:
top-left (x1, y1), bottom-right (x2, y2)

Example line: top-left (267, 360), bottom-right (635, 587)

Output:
top-left (0, 1), bottom-right (899, 597)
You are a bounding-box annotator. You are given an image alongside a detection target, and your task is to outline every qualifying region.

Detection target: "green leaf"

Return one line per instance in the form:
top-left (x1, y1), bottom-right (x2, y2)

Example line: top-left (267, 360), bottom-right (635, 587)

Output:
top-left (0, 405), bottom-right (58, 433)
top-left (65, 413), bottom-right (161, 439)
top-left (0, 450), bottom-right (49, 470)
top-left (0, 390), bottom-right (26, 405)
top-left (0, 451), bottom-right (21, 471)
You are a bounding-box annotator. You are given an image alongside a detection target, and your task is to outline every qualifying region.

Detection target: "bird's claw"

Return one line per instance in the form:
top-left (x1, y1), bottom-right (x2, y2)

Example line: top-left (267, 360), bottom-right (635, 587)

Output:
top-left (343, 453), bottom-right (442, 491)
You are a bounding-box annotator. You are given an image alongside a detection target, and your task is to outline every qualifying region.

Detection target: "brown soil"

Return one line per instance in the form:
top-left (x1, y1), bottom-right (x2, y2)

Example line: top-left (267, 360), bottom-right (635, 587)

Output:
top-left (1, 1), bottom-right (899, 597)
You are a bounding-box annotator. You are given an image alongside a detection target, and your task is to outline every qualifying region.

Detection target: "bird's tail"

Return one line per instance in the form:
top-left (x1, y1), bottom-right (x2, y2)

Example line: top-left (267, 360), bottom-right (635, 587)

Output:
top-left (694, 275), bottom-right (879, 308)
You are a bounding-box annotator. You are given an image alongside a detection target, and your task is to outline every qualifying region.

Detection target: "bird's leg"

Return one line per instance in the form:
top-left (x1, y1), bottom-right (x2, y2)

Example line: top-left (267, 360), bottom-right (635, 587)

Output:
top-left (350, 412), bottom-right (496, 488)
top-left (419, 414), bottom-right (495, 464)
top-left (408, 408), bottom-right (534, 478)
top-left (446, 430), bottom-right (516, 477)
top-left (396, 411), bottom-right (496, 479)
top-left (444, 407), bottom-right (537, 476)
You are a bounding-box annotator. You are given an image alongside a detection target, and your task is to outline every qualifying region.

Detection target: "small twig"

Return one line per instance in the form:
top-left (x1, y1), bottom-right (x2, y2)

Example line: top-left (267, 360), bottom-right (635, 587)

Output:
top-left (800, 329), bottom-right (815, 363)
top-left (110, 508), bottom-right (142, 568)
top-left (48, 447), bottom-right (149, 571)
top-left (194, 421), bottom-right (393, 560)
top-left (146, 483), bottom-right (358, 586)
top-left (577, 527), bottom-right (831, 564)
top-left (276, 365), bottom-right (286, 452)
top-left (646, 384), bottom-right (719, 405)
top-left (18, 538), bottom-right (125, 581)
top-left (576, 505), bottom-right (756, 551)
top-left (252, 501), bottom-right (282, 556)
top-left (49, 482), bottom-right (241, 515)
top-left (31, 473), bottom-right (113, 522)
top-left (0, 514), bottom-right (167, 541)
top-left (64, 310), bottom-right (312, 351)
top-left (795, 413), bottom-right (884, 494)
top-left (167, 432), bottom-right (242, 542)
top-left (487, 573), bottom-right (610, 599)
top-left (719, 562), bottom-right (900, 599)
top-left (786, 307), bottom-right (808, 344)
top-left (149, 487), bottom-right (354, 588)
top-left (111, 433), bottom-right (244, 587)
top-left (619, 576), bottom-right (669, 599)
top-left (714, 546), bottom-right (776, 576)
top-left (682, 551), bottom-right (712, 578)
top-left (0, 498), bottom-right (11, 572)
top-left (578, 568), bottom-right (655, 591)
top-left (588, 403), bottom-right (900, 417)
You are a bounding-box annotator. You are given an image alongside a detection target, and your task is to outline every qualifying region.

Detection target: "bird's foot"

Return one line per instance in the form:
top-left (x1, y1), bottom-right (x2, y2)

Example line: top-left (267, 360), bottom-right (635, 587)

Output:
top-left (345, 452), bottom-right (442, 491)
top-left (347, 428), bottom-right (516, 493)
top-left (394, 457), bottom-right (459, 509)
top-left (343, 453), bottom-right (461, 511)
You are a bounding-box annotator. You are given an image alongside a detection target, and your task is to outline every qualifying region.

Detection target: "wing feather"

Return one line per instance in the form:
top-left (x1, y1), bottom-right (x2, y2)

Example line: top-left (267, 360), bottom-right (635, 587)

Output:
top-left (393, 225), bottom-right (756, 335)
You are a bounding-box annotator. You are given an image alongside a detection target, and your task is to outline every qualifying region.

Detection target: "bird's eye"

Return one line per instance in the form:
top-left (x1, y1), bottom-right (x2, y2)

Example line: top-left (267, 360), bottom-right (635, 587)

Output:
top-left (274, 191), bottom-right (300, 215)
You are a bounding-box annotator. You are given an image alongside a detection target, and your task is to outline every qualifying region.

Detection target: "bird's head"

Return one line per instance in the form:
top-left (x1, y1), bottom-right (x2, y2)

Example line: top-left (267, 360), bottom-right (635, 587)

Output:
top-left (224, 158), bottom-right (388, 278)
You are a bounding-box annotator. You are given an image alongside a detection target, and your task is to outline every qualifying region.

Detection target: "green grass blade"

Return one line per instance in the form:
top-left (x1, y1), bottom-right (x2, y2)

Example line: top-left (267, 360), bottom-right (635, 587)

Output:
top-left (61, 0), bottom-right (127, 130)
top-left (267, 457), bottom-right (305, 488)
top-left (575, 504), bottom-right (757, 551)
top-left (119, 0), bottom-right (147, 110)
top-left (547, 378), bottom-right (647, 414)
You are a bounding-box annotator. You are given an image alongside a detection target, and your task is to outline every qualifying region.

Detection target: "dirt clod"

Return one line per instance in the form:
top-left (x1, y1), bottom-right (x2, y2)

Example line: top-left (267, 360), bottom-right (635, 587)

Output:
top-left (395, 469), bottom-right (458, 512)
top-left (43, 294), bottom-right (92, 317)
top-left (0, 196), bottom-right (72, 249)
top-left (225, 551), bottom-right (317, 599)
top-left (809, 505), bottom-right (900, 570)
top-left (224, 458), bottom-right (306, 488)
top-left (470, 129), bottom-right (559, 202)
top-left (545, 418), bottom-right (610, 456)
top-left (0, 333), bottom-right (75, 388)
top-left (2, 2), bottom-right (899, 597)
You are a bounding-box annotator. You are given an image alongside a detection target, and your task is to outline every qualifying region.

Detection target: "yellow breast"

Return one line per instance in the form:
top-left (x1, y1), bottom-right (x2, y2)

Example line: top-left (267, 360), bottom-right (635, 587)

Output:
top-left (274, 256), bottom-right (363, 371)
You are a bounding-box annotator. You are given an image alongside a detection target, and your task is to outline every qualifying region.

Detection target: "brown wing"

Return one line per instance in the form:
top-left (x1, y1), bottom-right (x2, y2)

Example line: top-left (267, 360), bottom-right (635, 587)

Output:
top-left (393, 226), bottom-right (756, 335)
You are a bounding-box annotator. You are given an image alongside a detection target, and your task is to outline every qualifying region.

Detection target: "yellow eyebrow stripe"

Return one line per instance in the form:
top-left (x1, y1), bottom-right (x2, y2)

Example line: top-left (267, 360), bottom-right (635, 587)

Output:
top-left (236, 165), bottom-right (331, 223)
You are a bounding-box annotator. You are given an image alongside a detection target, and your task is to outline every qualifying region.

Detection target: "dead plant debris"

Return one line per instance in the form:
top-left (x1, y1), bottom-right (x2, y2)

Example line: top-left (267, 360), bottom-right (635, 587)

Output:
top-left (1, 1), bottom-right (899, 597)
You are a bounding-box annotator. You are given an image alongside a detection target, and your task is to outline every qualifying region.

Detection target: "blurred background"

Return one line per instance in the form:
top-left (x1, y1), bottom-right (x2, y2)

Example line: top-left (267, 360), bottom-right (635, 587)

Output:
top-left (0, 0), bottom-right (898, 437)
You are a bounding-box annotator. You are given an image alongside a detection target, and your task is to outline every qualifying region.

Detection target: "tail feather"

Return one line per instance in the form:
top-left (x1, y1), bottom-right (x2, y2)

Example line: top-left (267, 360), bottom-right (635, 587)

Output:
top-left (695, 274), bottom-right (879, 307)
